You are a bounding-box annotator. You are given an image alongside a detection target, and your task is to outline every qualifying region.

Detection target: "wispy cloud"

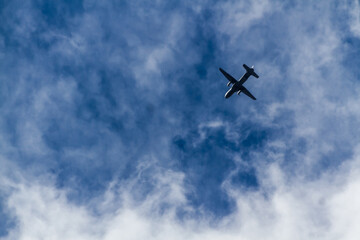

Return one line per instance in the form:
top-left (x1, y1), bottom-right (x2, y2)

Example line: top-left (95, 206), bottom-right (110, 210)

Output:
top-left (1, 0), bottom-right (360, 239)
top-left (348, 0), bottom-right (360, 38)
top-left (2, 148), bottom-right (360, 239)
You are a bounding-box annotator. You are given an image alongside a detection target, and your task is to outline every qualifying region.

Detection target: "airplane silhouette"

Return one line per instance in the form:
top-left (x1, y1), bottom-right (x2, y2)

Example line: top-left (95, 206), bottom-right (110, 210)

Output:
top-left (220, 64), bottom-right (259, 100)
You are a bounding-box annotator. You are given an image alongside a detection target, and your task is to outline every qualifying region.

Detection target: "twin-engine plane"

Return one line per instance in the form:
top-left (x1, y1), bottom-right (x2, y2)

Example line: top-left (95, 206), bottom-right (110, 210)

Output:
top-left (220, 64), bottom-right (259, 100)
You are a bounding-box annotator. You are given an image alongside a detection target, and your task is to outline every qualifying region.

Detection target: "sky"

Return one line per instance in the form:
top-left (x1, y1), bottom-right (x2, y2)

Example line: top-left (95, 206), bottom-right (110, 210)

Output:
top-left (0, 0), bottom-right (360, 239)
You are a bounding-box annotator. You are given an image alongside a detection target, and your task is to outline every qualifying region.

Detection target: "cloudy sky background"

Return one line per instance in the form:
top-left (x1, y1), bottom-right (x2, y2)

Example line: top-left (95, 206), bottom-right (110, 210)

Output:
top-left (1, 0), bottom-right (360, 239)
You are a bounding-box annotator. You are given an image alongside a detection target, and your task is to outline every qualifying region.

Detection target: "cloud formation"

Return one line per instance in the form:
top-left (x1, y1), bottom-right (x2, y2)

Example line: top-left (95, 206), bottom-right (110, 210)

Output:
top-left (3, 149), bottom-right (360, 240)
top-left (1, 0), bottom-right (360, 239)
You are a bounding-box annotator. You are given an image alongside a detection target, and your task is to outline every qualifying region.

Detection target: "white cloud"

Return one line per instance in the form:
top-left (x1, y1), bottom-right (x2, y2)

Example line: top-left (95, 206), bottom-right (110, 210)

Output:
top-left (2, 148), bottom-right (360, 240)
top-left (216, 0), bottom-right (276, 43)
top-left (1, 0), bottom-right (360, 239)
top-left (348, 0), bottom-right (360, 38)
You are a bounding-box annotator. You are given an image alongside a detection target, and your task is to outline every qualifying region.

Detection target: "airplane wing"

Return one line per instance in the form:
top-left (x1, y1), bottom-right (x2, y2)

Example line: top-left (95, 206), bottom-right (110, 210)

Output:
top-left (240, 86), bottom-right (256, 100)
top-left (219, 68), bottom-right (237, 84)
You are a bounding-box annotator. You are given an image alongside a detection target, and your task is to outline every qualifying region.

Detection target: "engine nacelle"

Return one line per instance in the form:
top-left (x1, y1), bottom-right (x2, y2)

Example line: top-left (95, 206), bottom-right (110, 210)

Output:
top-left (237, 90), bottom-right (241, 95)
top-left (227, 81), bottom-right (232, 87)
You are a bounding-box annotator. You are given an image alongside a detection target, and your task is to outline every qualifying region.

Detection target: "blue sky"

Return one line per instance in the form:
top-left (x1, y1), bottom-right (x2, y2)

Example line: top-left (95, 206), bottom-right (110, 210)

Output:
top-left (1, 0), bottom-right (360, 239)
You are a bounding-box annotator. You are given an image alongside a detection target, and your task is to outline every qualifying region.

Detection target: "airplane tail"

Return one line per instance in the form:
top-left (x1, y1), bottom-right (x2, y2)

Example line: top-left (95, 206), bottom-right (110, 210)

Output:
top-left (243, 64), bottom-right (259, 78)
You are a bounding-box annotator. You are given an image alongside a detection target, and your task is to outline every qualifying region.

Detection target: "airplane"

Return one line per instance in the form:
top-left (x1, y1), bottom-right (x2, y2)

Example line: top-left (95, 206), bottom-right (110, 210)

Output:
top-left (219, 64), bottom-right (259, 100)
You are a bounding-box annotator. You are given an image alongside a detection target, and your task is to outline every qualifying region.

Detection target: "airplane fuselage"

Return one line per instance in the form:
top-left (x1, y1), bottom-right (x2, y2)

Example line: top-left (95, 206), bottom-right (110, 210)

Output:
top-left (224, 72), bottom-right (251, 98)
